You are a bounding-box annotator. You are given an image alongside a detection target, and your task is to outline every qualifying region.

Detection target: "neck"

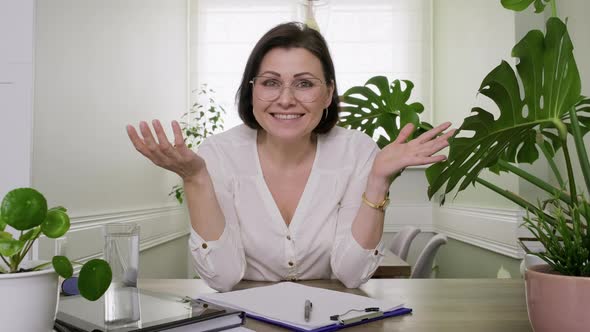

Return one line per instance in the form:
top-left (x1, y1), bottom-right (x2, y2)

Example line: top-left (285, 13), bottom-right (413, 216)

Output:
top-left (257, 131), bottom-right (317, 168)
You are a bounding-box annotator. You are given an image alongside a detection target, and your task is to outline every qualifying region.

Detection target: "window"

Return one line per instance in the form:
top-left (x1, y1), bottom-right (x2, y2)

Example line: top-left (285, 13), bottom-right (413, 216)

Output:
top-left (190, 0), bottom-right (432, 130)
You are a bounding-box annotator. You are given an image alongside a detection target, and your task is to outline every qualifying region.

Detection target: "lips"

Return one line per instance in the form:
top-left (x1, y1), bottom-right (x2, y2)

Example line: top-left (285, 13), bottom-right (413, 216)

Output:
top-left (271, 113), bottom-right (304, 120)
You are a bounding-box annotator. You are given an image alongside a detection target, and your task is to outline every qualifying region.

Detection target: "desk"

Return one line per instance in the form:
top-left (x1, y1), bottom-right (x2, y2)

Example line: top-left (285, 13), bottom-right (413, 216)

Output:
top-left (373, 249), bottom-right (411, 278)
top-left (139, 278), bottom-right (532, 332)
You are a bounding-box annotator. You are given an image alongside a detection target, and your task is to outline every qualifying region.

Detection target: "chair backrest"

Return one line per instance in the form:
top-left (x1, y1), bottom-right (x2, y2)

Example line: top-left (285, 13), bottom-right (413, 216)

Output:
top-left (389, 226), bottom-right (421, 261)
top-left (410, 233), bottom-right (448, 279)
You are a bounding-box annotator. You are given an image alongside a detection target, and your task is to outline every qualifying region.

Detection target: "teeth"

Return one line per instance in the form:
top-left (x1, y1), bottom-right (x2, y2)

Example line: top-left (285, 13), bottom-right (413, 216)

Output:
top-left (273, 113), bottom-right (303, 120)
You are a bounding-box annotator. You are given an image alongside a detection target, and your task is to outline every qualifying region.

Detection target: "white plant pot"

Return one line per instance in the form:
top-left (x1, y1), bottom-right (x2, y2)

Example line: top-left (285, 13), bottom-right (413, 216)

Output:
top-left (0, 266), bottom-right (59, 331)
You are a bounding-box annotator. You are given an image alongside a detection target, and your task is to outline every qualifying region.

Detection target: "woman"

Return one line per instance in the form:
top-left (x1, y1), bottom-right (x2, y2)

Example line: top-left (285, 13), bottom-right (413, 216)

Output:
top-left (127, 22), bottom-right (453, 292)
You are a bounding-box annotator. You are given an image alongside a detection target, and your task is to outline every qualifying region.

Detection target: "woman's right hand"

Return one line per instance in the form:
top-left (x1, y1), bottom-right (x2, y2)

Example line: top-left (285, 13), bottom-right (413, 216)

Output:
top-left (126, 120), bottom-right (206, 180)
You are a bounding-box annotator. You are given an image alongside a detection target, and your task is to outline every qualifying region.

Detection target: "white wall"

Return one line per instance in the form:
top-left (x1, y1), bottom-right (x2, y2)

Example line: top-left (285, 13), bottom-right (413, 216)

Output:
top-left (0, 0), bottom-right (34, 200)
top-left (30, 0), bottom-right (190, 277)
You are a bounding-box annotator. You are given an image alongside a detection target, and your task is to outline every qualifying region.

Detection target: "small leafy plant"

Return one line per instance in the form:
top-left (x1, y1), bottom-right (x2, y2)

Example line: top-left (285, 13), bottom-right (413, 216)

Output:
top-left (170, 84), bottom-right (226, 204)
top-left (0, 187), bottom-right (112, 300)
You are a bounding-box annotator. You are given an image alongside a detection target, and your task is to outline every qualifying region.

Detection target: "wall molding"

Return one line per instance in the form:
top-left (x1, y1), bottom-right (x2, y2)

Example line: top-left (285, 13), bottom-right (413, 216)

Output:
top-left (39, 205), bottom-right (189, 262)
top-left (434, 205), bottom-right (525, 258)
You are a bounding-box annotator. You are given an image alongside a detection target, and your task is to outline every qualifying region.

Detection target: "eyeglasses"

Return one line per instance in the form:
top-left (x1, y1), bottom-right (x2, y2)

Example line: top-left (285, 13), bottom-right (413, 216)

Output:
top-left (249, 76), bottom-right (326, 103)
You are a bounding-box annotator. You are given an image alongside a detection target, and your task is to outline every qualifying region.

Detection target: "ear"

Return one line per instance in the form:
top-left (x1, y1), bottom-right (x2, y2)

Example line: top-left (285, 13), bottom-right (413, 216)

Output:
top-left (324, 80), bottom-right (335, 109)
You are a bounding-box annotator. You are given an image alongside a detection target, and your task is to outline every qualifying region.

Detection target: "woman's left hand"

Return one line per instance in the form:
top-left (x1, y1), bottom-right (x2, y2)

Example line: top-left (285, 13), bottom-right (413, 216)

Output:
top-left (370, 122), bottom-right (455, 187)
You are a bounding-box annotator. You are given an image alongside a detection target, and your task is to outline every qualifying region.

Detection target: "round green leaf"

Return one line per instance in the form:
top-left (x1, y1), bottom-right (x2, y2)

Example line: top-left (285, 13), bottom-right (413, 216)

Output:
top-left (0, 214), bottom-right (6, 231)
top-left (1, 188), bottom-right (48, 231)
top-left (41, 209), bottom-right (70, 238)
top-left (52, 256), bottom-right (73, 278)
top-left (78, 259), bottom-right (112, 301)
top-left (0, 231), bottom-right (13, 240)
top-left (0, 238), bottom-right (24, 257)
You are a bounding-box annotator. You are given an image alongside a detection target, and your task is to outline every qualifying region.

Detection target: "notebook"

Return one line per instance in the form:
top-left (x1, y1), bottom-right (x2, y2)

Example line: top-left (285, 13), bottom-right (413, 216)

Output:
top-left (56, 288), bottom-right (244, 332)
top-left (198, 282), bottom-right (411, 331)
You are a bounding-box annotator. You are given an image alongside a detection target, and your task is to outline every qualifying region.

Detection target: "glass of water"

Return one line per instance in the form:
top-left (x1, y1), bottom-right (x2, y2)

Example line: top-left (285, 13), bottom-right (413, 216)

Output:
top-left (103, 222), bottom-right (140, 326)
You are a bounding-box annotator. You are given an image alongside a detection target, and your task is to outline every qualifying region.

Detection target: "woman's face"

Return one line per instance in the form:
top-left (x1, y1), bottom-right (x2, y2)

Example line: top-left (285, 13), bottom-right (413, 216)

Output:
top-left (252, 47), bottom-right (334, 143)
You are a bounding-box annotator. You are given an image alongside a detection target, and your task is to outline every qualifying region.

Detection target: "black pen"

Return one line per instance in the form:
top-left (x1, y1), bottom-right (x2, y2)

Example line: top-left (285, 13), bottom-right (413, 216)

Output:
top-left (304, 299), bottom-right (313, 322)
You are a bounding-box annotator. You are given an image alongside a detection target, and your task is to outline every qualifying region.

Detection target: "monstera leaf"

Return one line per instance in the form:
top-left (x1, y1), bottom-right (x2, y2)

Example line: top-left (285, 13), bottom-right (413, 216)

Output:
top-left (427, 17), bottom-right (585, 202)
top-left (339, 76), bottom-right (432, 149)
top-left (501, 0), bottom-right (551, 13)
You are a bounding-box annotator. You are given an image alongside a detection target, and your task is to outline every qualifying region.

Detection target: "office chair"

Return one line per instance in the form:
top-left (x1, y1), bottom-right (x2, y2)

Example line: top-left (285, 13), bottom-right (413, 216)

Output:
top-left (389, 226), bottom-right (421, 261)
top-left (410, 233), bottom-right (448, 279)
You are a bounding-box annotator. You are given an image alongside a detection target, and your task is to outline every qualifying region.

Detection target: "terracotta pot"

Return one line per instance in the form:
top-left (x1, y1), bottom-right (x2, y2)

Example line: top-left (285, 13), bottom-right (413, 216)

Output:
top-left (525, 264), bottom-right (590, 332)
top-left (0, 265), bottom-right (59, 331)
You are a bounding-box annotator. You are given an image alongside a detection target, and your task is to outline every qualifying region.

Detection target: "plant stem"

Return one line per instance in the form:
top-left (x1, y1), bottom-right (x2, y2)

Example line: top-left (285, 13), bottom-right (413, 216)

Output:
top-left (550, 0), bottom-right (557, 18)
top-left (539, 142), bottom-right (565, 188)
top-left (475, 177), bottom-right (557, 224)
top-left (568, 106), bottom-right (590, 195)
top-left (0, 254), bottom-right (10, 271)
top-left (562, 142), bottom-right (578, 211)
top-left (497, 159), bottom-right (570, 204)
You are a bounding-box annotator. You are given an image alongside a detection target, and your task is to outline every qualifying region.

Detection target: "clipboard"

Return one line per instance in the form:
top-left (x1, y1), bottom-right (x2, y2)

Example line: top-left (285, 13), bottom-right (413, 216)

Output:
top-left (199, 282), bottom-right (411, 331)
top-left (246, 307), bottom-right (412, 332)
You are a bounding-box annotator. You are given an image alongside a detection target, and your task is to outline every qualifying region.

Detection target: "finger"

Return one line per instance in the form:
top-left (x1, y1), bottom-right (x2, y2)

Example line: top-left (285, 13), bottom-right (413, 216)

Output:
top-left (171, 120), bottom-right (186, 148)
top-left (126, 125), bottom-right (150, 157)
top-left (152, 119), bottom-right (172, 146)
top-left (411, 154), bottom-right (447, 166)
top-left (393, 123), bottom-right (415, 144)
top-left (417, 121), bottom-right (452, 143)
top-left (139, 121), bottom-right (169, 162)
top-left (152, 119), bottom-right (179, 159)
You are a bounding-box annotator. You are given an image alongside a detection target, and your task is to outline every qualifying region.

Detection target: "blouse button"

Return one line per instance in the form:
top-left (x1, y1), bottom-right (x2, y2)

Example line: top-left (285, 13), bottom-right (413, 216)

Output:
top-left (202, 243), bottom-right (208, 249)
top-left (286, 235), bottom-right (292, 241)
top-left (374, 250), bottom-right (379, 256)
top-left (288, 261), bottom-right (294, 267)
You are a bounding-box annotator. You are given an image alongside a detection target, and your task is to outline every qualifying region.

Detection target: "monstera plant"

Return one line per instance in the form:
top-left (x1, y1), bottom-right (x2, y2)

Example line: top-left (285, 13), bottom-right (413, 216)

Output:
top-left (426, 1), bottom-right (590, 329)
top-left (339, 76), bottom-right (433, 148)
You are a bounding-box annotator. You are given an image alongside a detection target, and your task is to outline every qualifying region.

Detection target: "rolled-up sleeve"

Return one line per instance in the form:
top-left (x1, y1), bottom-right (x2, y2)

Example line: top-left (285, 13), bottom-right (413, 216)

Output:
top-left (330, 133), bottom-right (385, 288)
top-left (188, 140), bottom-right (246, 292)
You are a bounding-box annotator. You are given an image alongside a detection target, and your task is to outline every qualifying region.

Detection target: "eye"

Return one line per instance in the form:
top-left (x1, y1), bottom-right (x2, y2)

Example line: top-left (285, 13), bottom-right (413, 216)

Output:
top-left (259, 78), bottom-right (281, 88)
top-left (294, 79), bottom-right (316, 89)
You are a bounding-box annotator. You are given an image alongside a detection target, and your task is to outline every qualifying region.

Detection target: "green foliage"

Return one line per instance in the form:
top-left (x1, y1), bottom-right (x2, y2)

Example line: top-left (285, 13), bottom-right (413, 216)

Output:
top-left (0, 188), bottom-right (112, 301)
top-left (169, 84), bottom-right (226, 204)
top-left (427, 17), bottom-right (583, 202)
top-left (339, 76), bottom-right (432, 148)
top-left (426, 1), bottom-right (590, 276)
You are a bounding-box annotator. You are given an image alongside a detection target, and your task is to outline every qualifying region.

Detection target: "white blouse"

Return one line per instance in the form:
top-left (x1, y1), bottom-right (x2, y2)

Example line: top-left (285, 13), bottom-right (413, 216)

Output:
top-left (188, 124), bottom-right (385, 292)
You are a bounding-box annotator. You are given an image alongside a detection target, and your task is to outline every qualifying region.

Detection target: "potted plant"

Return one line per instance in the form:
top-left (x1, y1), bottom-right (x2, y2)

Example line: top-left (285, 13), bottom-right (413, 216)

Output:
top-left (170, 84), bottom-right (226, 204)
top-left (426, 1), bottom-right (590, 331)
top-left (0, 187), bottom-right (112, 331)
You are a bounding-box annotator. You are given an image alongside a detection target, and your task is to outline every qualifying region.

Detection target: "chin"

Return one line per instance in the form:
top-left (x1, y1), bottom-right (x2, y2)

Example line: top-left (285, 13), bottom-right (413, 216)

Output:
top-left (258, 113), bottom-right (320, 141)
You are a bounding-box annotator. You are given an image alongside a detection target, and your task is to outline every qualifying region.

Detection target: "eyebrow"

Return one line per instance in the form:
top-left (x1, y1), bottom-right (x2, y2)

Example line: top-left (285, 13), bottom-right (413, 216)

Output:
top-left (257, 71), bottom-right (320, 79)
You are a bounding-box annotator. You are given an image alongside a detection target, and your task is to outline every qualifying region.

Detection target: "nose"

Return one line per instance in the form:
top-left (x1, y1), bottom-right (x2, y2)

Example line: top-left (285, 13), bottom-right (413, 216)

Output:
top-left (276, 85), bottom-right (296, 106)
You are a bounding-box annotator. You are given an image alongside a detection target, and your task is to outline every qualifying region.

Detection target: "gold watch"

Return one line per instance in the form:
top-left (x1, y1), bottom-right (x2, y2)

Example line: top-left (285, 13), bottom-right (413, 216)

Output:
top-left (361, 192), bottom-right (390, 212)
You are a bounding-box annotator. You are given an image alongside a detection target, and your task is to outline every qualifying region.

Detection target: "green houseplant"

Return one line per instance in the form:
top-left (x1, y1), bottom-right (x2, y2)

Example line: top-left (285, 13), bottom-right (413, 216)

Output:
top-left (0, 187), bottom-right (112, 300)
top-left (170, 84), bottom-right (226, 204)
top-left (425, 0), bottom-right (590, 330)
top-left (339, 76), bottom-right (433, 148)
top-left (1, 187), bottom-right (113, 330)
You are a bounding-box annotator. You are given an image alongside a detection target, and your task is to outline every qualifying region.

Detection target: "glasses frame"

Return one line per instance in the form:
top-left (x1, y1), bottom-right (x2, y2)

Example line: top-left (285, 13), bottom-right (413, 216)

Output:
top-left (249, 76), bottom-right (327, 103)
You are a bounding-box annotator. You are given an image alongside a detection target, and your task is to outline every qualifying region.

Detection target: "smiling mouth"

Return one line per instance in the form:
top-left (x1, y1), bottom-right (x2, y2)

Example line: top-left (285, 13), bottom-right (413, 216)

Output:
top-left (272, 113), bottom-right (304, 120)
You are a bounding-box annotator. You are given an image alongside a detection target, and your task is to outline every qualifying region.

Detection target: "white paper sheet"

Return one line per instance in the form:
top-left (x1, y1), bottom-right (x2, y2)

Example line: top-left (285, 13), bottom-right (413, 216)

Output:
top-left (199, 282), bottom-right (403, 330)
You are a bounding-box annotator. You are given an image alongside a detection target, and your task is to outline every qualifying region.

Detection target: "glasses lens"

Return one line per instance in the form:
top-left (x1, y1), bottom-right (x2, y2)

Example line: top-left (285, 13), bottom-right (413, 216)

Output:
top-left (252, 77), bottom-right (324, 103)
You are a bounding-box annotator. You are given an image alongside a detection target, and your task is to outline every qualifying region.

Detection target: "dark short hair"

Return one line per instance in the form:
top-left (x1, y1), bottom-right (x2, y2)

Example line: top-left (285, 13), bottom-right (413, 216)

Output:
top-left (236, 22), bottom-right (339, 134)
